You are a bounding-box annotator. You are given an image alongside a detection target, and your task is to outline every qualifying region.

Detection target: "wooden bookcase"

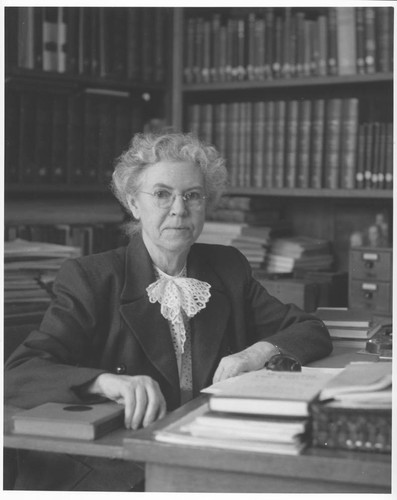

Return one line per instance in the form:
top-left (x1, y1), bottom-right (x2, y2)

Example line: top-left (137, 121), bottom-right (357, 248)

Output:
top-left (4, 6), bottom-right (173, 254)
top-left (5, 6), bottom-right (394, 272)
top-left (168, 7), bottom-right (393, 271)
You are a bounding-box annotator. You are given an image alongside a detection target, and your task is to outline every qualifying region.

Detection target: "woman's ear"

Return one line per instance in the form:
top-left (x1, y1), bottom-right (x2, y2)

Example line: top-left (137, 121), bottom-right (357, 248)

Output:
top-left (127, 195), bottom-right (140, 220)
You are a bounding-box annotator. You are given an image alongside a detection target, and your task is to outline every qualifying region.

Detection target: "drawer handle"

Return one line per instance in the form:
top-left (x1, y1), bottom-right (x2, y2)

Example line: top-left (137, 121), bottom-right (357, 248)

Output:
top-left (364, 261), bottom-right (374, 269)
top-left (364, 292), bottom-right (373, 299)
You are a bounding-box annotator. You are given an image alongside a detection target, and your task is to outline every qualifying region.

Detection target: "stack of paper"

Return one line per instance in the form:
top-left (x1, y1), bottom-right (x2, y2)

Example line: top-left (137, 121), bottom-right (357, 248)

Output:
top-left (155, 367), bottom-right (339, 455)
top-left (4, 238), bottom-right (81, 320)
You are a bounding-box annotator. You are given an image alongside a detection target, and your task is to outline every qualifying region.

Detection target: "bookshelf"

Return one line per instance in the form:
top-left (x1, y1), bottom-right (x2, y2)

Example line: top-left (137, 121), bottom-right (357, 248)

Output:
top-left (5, 6), bottom-right (172, 254)
top-left (4, 6), bottom-right (394, 273)
top-left (170, 6), bottom-right (393, 271)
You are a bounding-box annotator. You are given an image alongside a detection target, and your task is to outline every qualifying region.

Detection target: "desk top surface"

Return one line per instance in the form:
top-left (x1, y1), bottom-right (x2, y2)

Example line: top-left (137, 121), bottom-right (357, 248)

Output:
top-left (4, 346), bottom-right (391, 489)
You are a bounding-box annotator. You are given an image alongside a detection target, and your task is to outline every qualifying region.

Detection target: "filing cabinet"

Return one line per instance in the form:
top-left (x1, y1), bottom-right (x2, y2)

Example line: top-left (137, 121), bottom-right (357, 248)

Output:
top-left (349, 247), bottom-right (392, 314)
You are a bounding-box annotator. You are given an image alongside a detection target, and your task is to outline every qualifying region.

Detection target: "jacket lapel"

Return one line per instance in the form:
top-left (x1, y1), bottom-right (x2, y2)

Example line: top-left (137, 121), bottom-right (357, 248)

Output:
top-left (188, 245), bottom-right (231, 393)
top-left (119, 235), bottom-right (179, 395)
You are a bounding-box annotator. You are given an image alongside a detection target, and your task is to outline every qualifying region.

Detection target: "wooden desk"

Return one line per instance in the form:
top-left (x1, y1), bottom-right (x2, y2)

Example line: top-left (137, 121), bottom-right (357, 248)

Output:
top-left (122, 347), bottom-right (391, 493)
top-left (123, 396), bottom-right (391, 493)
top-left (4, 347), bottom-right (391, 493)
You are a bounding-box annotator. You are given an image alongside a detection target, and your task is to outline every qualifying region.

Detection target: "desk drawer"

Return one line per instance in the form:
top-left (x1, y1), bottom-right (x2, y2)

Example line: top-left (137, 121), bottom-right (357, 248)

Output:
top-left (349, 248), bottom-right (392, 281)
top-left (349, 280), bottom-right (392, 313)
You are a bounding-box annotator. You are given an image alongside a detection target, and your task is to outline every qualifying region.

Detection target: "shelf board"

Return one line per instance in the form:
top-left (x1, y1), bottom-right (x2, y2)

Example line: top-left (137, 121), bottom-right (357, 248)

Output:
top-left (5, 184), bottom-right (114, 195)
top-left (6, 69), bottom-right (166, 94)
top-left (226, 188), bottom-right (393, 199)
top-left (182, 73), bottom-right (393, 93)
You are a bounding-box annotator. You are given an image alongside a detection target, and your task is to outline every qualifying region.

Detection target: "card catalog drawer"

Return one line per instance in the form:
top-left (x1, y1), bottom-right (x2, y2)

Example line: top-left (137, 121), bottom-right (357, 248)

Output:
top-left (349, 280), bottom-right (392, 313)
top-left (349, 248), bottom-right (392, 281)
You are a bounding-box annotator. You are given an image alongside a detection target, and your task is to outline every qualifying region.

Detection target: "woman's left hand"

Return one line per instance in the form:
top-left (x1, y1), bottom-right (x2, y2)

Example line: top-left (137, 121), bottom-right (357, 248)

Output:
top-left (212, 341), bottom-right (279, 383)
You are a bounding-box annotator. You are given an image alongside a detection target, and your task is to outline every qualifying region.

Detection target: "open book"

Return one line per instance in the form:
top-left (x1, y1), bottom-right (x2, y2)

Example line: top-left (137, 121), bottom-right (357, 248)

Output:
top-left (318, 362), bottom-right (392, 408)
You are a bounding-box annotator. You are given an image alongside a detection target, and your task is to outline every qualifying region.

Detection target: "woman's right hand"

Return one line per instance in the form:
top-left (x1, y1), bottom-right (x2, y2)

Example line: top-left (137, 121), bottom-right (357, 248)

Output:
top-left (88, 373), bottom-right (167, 430)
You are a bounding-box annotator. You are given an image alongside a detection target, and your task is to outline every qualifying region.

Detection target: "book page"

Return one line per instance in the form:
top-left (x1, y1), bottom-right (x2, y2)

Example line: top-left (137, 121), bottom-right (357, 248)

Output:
top-left (202, 367), bottom-right (340, 401)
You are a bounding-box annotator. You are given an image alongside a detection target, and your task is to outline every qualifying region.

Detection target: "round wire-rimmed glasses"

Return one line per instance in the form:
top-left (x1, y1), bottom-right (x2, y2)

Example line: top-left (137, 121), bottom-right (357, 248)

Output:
top-left (139, 189), bottom-right (207, 210)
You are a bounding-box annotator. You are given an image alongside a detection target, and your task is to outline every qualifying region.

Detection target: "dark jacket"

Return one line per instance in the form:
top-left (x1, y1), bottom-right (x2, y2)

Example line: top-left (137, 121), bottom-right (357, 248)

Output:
top-left (5, 234), bottom-right (332, 489)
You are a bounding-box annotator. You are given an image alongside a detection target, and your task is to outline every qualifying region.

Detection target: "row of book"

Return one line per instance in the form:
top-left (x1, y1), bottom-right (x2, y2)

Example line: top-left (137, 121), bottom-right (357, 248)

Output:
top-left (187, 99), bottom-right (393, 190)
top-left (9, 7), bottom-right (168, 82)
top-left (5, 85), bottom-right (141, 185)
top-left (183, 7), bottom-right (393, 84)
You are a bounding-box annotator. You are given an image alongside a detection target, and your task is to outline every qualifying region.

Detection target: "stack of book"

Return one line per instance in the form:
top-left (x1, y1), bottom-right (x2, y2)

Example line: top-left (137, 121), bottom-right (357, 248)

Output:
top-left (265, 236), bottom-right (334, 274)
top-left (311, 362), bottom-right (392, 453)
top-left (314, 307), bottom-right (375, 349)
top-left (4, 238), bottom-right (81, 322)
top-left (198, 196), bottom-right (290, 268)
top-left (155, 367), bottom-right (338, 455)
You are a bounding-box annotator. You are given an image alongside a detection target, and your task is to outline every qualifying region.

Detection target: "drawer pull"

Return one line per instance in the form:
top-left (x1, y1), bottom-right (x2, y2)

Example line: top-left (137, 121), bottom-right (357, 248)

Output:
top-left (362, 252), bottom-right (379, 261)
top-left (361, 283), bottom-right (378, 291)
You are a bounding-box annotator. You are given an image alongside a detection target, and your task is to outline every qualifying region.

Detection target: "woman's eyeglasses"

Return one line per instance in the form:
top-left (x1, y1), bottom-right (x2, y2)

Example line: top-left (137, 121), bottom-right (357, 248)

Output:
top-left (139, 189), bottom-right (207, 210)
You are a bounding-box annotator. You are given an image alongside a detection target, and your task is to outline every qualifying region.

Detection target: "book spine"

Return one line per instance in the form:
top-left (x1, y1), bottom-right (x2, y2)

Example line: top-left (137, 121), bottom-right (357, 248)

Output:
top-left (264, 8), bottom-right (274, 79)
top-left (202, 19), bottom-right (211, 84)
top-left (317, 14), bottom-right (328, 76)
top-left (327, 8), bottom-right (338, 76)
top-left (252, 101), bottom-right (265, 187)
top-left (153, 8), bottom-right (166, 83)
top-left (97, 97), bottom-right (115, 185)
top-left (184, 16), bottom-right (195, 83)
top-left (67, 91), bottom-right (84, 183)
top-left (199, 103), bottom-right (213, 145)
top-left (376, 122), bottom-right (387, 189)
top-left (89, 7), bottom-right (99, 77)
top-left (66, 7), bottom-right (79, 74)
top-left (263, 100), bottom-right (275, 188)
top-left (339, 98), bottom-right (359, 189)
top-left (82, 91), bottom-right (100, 183)
top-left (227, 102), bottom-right (240, 186)
top-left (370, 122), bottom-right (381, 189)
top-left (384, 123), bottom-right (393, 190)
top-left (363, 7), bottom-right (376, 74)
top-left (126, 8), bottom-right (141, 81)
top-left (246, 12), bottom-right (256, 81)
top-left (33, 7), bottom-right (44, 70)
top-left (272, 13), bottom-right (282, 78)
top-left (57, 7), bottom-right (67, 73)
top-left (323, 98), bottom-right (342, 189)
top-left (51, 92), bottom-right (68, 183)
top-left (218, 22), bottom-right (227, 82)
top-left (187, 103), bottom-right (200, 138)
top-left (214, 102), bottom-right (227, 160)
top-left (193, 17), bottom-right (204, 83)
top-left (18, 91), bottom-right (37, 183)
top-left (18, 7), bottom-right (35, 69)
top-left (302, 18), bottom-right (313, 77)
top-left (210, 13), bottom-right (221, 83)
top-left (253, 15), bottom-right (265, 80)
top-left (113, 8), bottom-right (127, 79)
top-left (336, 7), bottom-right (357, 75)
top-left (355, 122), bottom-right (367, 189)
top-left (295, 12), bottom-right (305, 78)
top-left (375, 7), bottom-right (392, 73)
top-left (244, 101), bottom-right (253, 187)
top-left (309, 99), bottom-right (325, 189)
top-left (5, 7), bottom-right (19, 71)
top-left (237, 102), bottom-right (247, 187)
top-left (284, 100), bottom-right (299, 188)
top-left (363, 121), bottom-right (374, 188)
top-left (273, 100), bottom-right (286, 188)
top-left (5, 88), bottom-right (20, 183)
top-left (42, 7), bottom-right (58, 72)
top-left (281, 8), bottom-right (292, 79)
top-left (355, 7), bottom-right (366, 75)
top-left (297, 99), bottom-right (312, 188)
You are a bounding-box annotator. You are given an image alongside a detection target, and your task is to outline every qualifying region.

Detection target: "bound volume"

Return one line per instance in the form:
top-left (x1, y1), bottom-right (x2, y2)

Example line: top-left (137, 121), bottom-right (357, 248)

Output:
top-left (12, 402), bottom-right (124, 440)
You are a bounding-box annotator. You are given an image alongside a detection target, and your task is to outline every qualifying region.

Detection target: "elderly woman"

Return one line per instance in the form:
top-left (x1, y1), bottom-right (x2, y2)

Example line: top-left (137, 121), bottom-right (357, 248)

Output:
top-left (5, 132), bottom-right (332, 490)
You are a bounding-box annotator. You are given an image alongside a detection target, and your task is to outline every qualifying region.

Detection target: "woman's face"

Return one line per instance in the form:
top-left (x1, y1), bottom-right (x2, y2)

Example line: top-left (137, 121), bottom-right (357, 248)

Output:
top-left (127, 161), bottom-right (206, 261)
